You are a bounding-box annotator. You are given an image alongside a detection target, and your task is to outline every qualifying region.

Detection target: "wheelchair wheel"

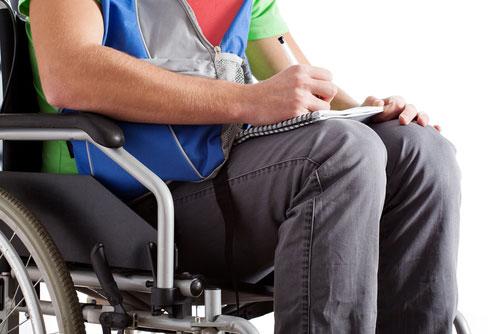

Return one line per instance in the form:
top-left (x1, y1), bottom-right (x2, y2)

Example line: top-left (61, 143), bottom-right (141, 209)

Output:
top-left (0, 188), bottom-right (85, 334)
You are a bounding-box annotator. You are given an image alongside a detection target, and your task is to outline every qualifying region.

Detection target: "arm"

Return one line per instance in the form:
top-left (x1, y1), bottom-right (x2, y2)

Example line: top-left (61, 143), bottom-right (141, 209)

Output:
top-left (247, 33), bottom-right (439, 130)
top-left (31, 0), bottom-right (334, 126)
top-left (31, 0), bottom-right (242, 125)
top-left (247, 33), bottom-right (359, 110)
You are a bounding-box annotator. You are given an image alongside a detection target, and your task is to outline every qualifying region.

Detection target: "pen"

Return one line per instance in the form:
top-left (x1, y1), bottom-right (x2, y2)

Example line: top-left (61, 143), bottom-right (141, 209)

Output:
top-left (279, 35), bottom-right (328, 101)
top-left (278, 35), bottom-right (299, 66)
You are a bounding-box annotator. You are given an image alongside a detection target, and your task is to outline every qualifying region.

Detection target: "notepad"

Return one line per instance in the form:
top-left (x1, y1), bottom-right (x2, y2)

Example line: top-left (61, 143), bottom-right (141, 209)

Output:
top-left (234, 106), bottom-right (384, 145)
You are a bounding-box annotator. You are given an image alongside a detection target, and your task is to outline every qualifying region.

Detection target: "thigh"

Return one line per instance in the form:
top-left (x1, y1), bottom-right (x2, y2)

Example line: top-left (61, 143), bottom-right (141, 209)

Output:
top-left (130, 119), bottom-right (382, 280)
top-left (130, 125), bottom-right (321, 279)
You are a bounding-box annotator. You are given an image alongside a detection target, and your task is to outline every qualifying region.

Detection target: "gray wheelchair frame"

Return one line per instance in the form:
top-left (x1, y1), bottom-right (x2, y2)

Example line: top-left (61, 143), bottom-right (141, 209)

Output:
top-left (0, 131), bottom-right (260, 333)
top-left (0, 0), bottom-right (472, 333)
top-left (0, 0), bottom-right (260, 332)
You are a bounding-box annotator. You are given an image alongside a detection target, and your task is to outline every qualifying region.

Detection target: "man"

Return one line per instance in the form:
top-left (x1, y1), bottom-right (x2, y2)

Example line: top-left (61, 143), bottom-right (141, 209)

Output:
top-left (23, 0), bottom-right (461, 332)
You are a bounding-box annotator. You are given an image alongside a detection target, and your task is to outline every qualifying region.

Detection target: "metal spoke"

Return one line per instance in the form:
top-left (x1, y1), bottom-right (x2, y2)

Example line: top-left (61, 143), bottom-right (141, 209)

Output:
top-left (9, 282), bottom-right (21, 310)
top-left (0, 298), bottom-right (28, 332)
top-left (0, 297), bottom-right (26, 333)
top-left (0, 276), bottom-right (43, 332)
top-left (7, 257), bottom-right (31, 309)
top-left (8, 255), bottom-right (30, 309)
top-left (25, 255), bottom-right (32, 268)
top-left (6, 316), bottom-right (30, 333)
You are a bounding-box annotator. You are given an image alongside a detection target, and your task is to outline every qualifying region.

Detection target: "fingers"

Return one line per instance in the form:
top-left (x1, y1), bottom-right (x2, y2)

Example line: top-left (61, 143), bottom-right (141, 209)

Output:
top-left (367, 95), bottom-right (436, 129)
top-left (362, 96), bottom-right (384, 107)
top-left (384, 96), bottom-right (406, 110)
top-left (308, 79), bottom-right (338, 102)
top-left (373, 100), bottom-right (402, 122)
top-left (396, 108), bottom-right (435, 129)
top-left (416, 112), bottom-right (430, 127)
top-left (302, 65), bottom-right (333, 81)
top-left (306, 93), bottom-right (332, 111)
top-left (399, 104), bottom-right (418, 125)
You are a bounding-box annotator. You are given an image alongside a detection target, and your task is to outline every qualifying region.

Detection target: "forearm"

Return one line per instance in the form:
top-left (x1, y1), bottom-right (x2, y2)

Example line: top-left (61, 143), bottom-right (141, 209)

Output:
top-left (31, 0), bottom-right (247, 125)
top-left (41, 44), bottom-right (245, 125)
top-left (31, 0), bottom-right (337, 128)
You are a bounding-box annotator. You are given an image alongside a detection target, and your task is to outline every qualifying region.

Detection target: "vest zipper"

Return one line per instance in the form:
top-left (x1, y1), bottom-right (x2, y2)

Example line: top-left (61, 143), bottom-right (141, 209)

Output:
top-left (177, 0), bottom-right (221, 77)
top-left (214, 45), bottom-right (222, 63)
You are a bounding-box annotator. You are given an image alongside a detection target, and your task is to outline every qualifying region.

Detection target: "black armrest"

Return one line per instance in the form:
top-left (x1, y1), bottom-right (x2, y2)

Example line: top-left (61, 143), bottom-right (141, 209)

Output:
top-left (0, 112), bottom-right (125, 148)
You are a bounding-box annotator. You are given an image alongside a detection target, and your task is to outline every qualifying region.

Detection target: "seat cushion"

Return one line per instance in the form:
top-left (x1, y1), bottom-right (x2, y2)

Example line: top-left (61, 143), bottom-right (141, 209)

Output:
top-left (0, 171), bottom-right (156, 270)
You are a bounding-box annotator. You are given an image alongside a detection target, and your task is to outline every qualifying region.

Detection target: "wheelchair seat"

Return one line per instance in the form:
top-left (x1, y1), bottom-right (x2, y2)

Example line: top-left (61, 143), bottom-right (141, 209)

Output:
top-left (0, 171), bottom-right (156, 271)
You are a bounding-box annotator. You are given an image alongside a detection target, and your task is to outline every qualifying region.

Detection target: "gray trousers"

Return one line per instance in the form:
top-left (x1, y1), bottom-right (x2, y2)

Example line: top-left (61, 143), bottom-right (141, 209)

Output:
top-left (131, 119), bottom-right (461, 334)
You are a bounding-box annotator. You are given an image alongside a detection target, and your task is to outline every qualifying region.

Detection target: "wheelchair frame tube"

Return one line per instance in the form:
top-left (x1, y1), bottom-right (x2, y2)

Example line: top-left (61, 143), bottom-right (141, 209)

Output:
top-left (95, 144), bottom-right (175, 290)
top-left (0, 129), bottom-right (175, 289)
top-left (20, 301), bottom-right (261, 334)
top-left (204, 288), bottom-right (222, 322)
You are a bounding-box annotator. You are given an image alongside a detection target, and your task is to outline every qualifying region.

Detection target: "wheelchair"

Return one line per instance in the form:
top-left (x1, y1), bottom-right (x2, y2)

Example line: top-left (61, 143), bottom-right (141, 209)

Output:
top-left (0, 0), bottom-right (472, 333)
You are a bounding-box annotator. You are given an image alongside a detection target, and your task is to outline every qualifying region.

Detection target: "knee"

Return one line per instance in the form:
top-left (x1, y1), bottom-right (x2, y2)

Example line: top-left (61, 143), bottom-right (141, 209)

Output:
top-left (376, 120), bottom-right (461, 192)
top-left (407, 123), bottom-right (459, 186)
top-left (309, 120), bottom-right (388, 188)
top-left (342, 120), bottom-right (388, 172)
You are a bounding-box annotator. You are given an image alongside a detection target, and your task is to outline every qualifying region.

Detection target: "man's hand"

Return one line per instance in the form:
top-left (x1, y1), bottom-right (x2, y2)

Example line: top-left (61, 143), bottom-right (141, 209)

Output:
top-left (241, 65), bottom-right (337, 125)
top-left (362, 96), bottom-right (441, 132)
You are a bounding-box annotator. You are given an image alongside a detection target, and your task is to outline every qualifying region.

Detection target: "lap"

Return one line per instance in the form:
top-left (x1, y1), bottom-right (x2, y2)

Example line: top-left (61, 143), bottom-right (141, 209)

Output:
top-left (131, 119), bottom-right (376, 278)
top-left (130, 119), bottom-right (453, 279)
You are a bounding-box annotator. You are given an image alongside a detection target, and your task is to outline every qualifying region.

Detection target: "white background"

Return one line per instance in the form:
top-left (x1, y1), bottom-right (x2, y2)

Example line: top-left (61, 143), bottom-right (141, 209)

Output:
top-left (253, 0), bottom-right (500, 333)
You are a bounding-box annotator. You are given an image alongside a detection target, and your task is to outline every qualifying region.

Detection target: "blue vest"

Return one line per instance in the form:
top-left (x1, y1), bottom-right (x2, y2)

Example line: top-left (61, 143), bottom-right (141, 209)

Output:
top-left (67, 0), bottom-right (254, 199)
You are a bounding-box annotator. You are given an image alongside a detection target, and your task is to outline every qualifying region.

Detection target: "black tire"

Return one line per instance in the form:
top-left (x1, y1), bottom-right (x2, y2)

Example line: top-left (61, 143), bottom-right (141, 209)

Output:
top-left (0, 188), bottom-right (85, 333)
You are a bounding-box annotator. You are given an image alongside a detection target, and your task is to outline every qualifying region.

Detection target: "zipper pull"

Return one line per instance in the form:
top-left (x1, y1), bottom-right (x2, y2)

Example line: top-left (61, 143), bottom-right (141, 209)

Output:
top-left (213, 46), bottom-right (222, 79)
top-left (214, 46), bottom-right (222, 60)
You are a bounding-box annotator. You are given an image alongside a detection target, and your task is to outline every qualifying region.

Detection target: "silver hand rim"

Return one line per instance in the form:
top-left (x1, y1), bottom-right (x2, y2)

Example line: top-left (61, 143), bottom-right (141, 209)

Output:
top-left (0, 230), bottom-right (45, 334)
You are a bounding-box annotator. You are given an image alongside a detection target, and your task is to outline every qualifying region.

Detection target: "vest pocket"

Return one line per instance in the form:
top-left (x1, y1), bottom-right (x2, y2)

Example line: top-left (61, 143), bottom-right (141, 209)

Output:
top-left (144, 53), bottom-right (246, 85)
top-left (214, 52), bottom-right (245, 84)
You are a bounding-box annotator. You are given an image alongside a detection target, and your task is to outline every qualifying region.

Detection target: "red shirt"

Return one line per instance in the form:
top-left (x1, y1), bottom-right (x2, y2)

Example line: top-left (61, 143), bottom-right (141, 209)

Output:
top-left (187, 0), bottom-right (244, 46)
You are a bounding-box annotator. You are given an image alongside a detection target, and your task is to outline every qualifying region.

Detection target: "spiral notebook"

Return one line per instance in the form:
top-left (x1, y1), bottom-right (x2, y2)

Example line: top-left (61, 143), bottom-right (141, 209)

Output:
top-left (234, 106), bottom-right (384, 145)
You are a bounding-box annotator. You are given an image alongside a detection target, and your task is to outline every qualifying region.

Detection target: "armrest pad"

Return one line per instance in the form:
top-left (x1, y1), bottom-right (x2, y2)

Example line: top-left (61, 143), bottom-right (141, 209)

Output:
top-left (0, 112), bottom-right (125, 148)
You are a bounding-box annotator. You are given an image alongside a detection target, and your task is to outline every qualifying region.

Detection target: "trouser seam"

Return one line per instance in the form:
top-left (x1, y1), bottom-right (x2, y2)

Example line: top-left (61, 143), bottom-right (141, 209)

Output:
top-left (302, 197), bottom-right (316, 334)
top-left (228, 157), bottom-right (320, 182)
top-left (314, 169), bottom-right (323, 193)
top-left (174, 157), bottom-right (320, 203)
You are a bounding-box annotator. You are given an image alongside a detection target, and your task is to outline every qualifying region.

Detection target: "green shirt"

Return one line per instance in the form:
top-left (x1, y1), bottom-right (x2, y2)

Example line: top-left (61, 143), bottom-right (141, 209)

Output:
top-left (18, 0), bottom-right (288, 174)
